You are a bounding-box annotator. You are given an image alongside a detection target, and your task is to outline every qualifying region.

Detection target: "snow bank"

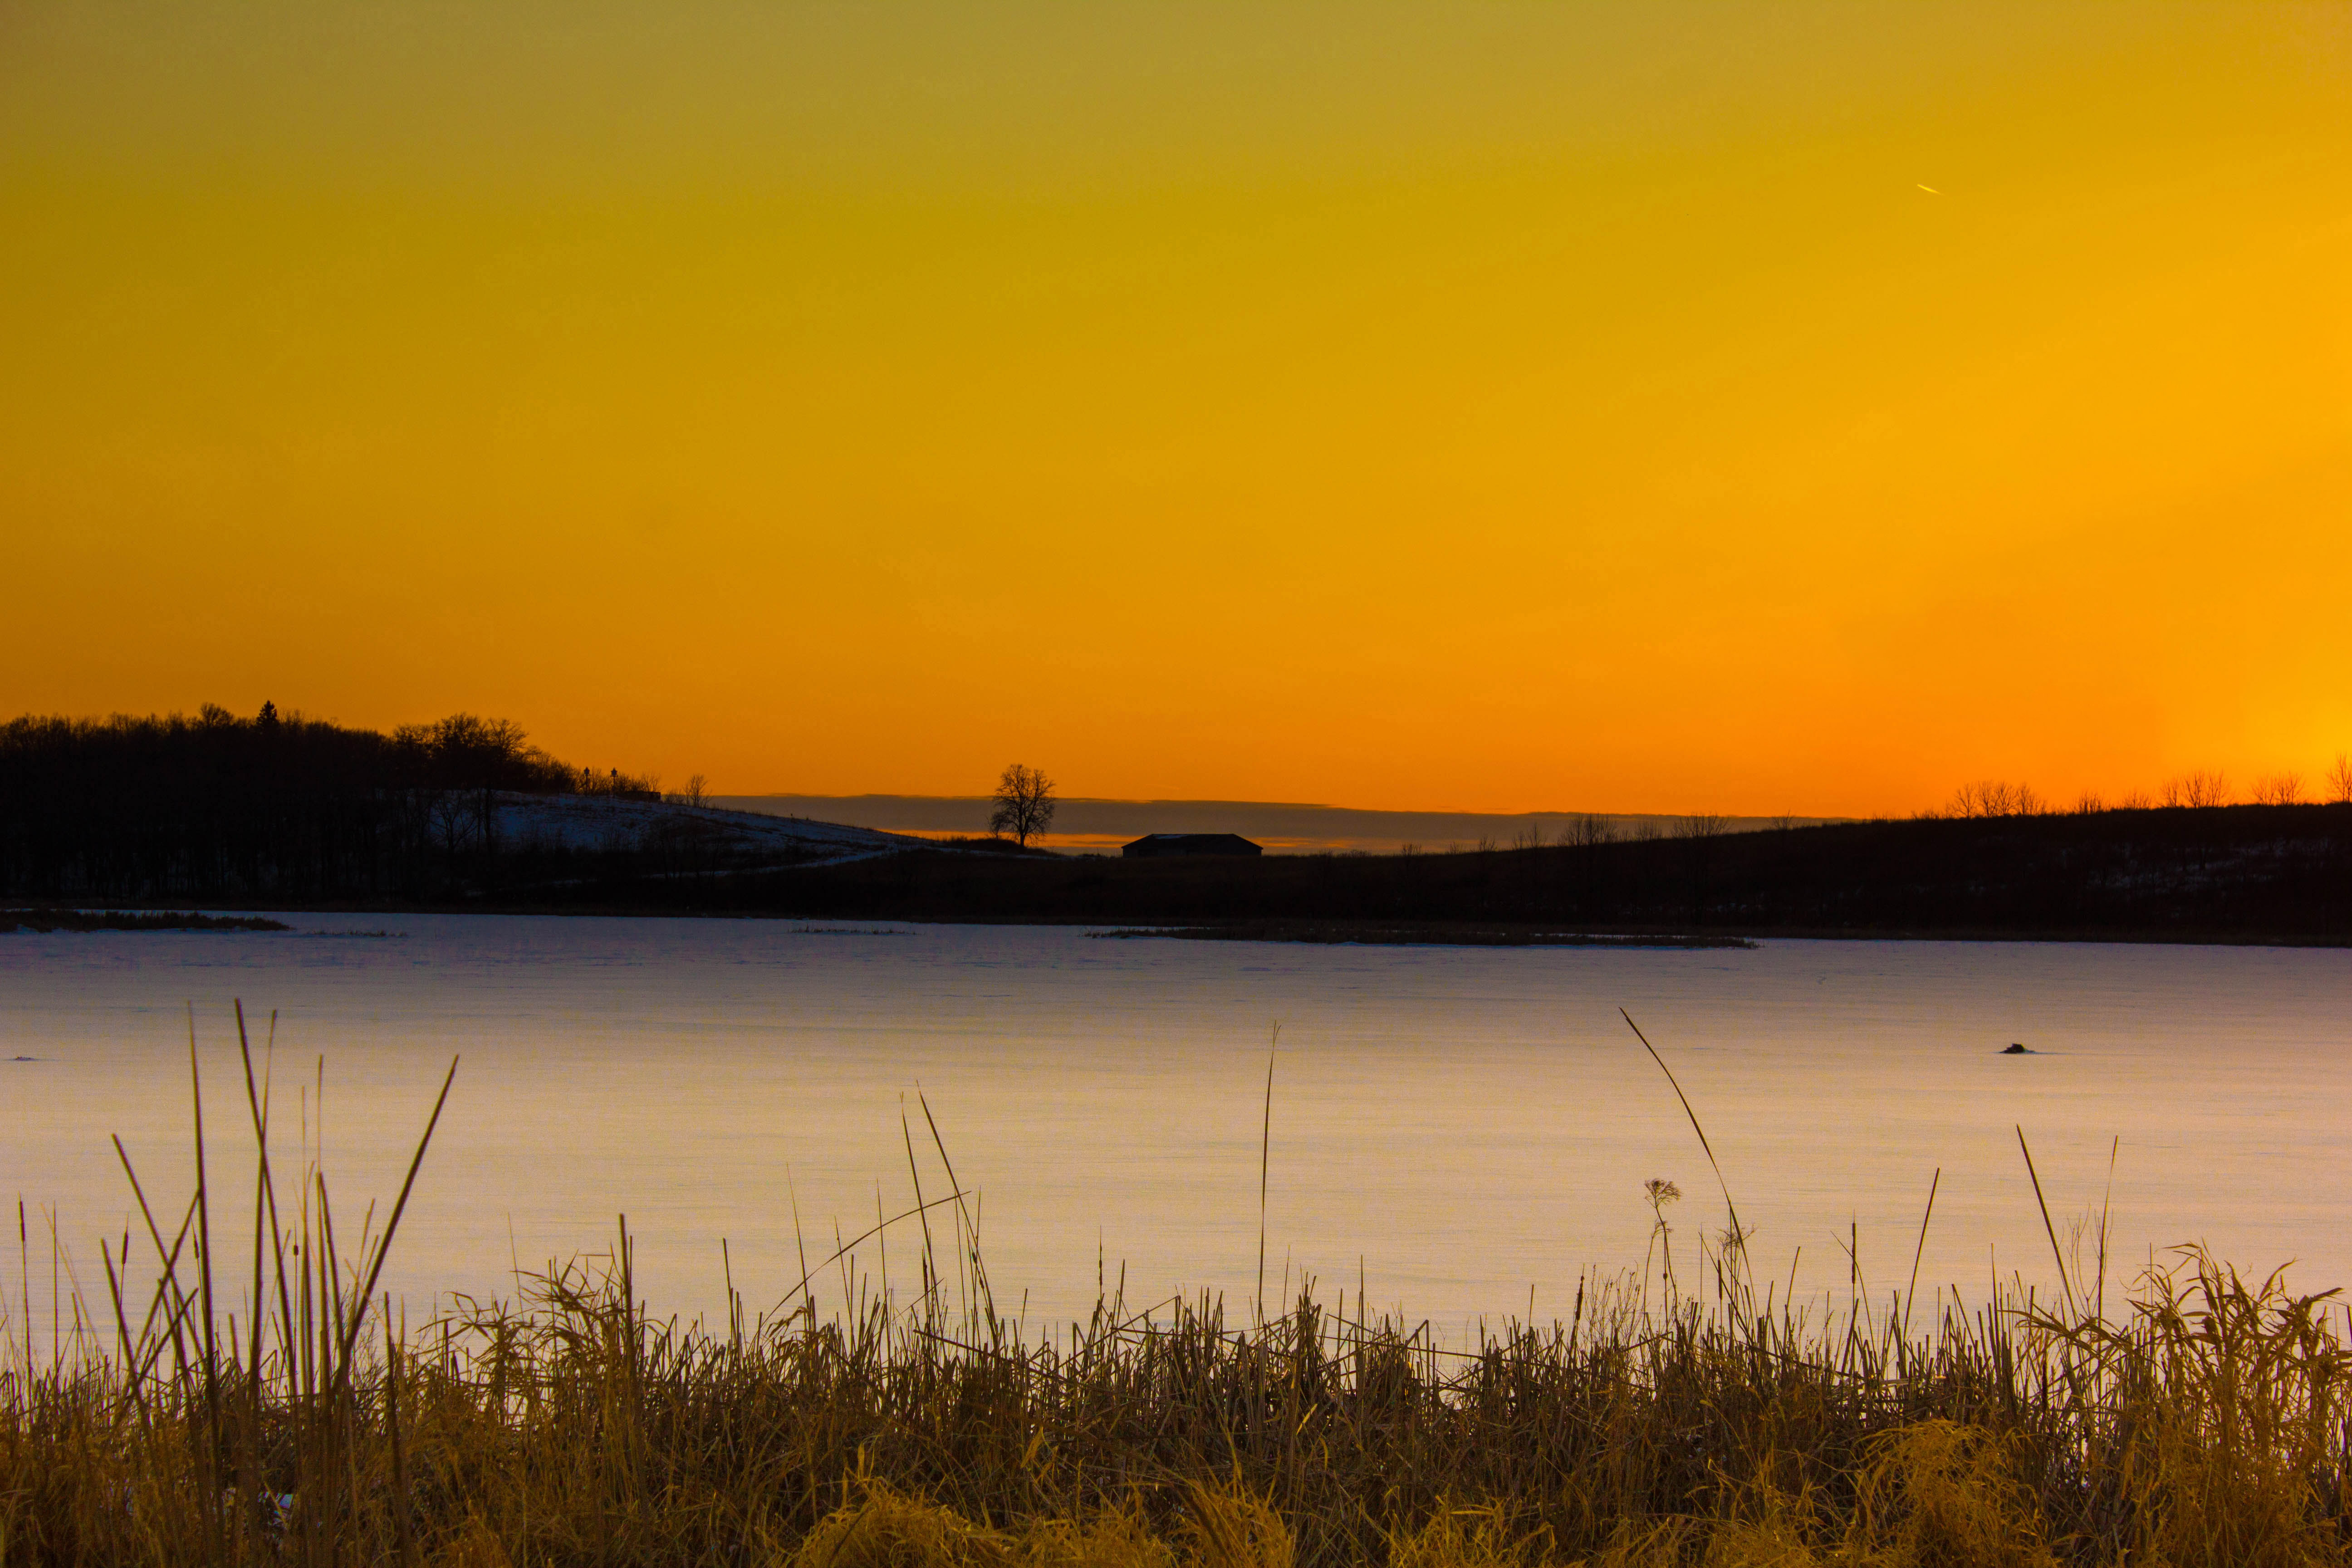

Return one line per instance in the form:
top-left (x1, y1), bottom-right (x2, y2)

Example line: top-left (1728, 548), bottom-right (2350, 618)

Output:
top-left (494, 793), bottom-right (923, 860)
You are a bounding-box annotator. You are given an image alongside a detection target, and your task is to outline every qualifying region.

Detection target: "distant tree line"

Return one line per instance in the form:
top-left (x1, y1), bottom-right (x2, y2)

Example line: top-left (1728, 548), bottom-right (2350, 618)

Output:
top-left (1924, 756), bottom-right (2352, 820)
top-left (0, 704), bottom-right (640, 901)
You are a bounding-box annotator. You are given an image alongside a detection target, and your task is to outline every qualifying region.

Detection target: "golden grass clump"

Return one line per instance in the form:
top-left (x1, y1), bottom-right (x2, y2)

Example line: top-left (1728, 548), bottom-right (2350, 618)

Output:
top-left (1840, 1420), bottom-right (2057, 1568)
top-left (787, 1485), bottom-right (1015, 1568)
top-left (780, 1485), bottom-right (1274, 1568)
top-left (1383, 1505), bottom-right (1553, 1568)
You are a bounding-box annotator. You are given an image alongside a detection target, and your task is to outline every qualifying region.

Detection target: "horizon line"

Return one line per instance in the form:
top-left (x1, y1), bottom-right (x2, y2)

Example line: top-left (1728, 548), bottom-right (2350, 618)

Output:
top-left (718, 792), bottom-right (1857, 822)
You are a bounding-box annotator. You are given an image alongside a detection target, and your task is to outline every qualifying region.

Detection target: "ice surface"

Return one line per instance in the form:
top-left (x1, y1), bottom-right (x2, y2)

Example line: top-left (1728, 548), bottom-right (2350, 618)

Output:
top-left (4, 920), bottom-right (2347, 1350)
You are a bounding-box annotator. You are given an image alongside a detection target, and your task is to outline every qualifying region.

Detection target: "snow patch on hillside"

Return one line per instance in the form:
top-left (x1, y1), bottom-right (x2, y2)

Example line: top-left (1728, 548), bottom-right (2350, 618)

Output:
top-left (495, 793), bottom-right (921, 860)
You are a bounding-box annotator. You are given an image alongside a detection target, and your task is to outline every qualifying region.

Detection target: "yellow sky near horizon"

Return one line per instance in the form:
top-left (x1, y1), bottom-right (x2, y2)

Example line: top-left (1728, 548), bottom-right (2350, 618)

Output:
top-left (4, 1), bottom-right (2348, 814)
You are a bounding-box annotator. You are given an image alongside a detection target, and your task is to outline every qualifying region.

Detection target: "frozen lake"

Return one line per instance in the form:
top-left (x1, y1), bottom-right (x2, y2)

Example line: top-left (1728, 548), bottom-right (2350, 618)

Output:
top-left (3, 916), bottom-right (2347, 1347)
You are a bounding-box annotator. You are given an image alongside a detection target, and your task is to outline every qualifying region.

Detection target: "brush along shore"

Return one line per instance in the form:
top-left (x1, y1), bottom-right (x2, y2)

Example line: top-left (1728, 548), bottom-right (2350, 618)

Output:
top-left (1089, 922), bottom-right (1755, 948)
top-left (8, 1237), bottom-right (2346, 1567)
top-left (0, 908), bottom-right (290, 933)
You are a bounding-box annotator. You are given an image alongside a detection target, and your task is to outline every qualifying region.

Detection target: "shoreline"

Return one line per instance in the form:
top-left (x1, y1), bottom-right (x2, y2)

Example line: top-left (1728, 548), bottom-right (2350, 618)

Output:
top-left (9, 899), bottom-right (2352, 949)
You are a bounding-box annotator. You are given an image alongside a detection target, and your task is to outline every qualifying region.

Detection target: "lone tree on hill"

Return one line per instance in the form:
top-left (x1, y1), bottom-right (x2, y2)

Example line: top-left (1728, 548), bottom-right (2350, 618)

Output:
top-left (989, 763), bottom-right (1057, 848)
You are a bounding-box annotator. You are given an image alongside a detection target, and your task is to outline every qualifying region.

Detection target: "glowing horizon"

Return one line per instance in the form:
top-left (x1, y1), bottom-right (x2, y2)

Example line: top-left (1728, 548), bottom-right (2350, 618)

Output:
top-left (4, 1), bottom-right (2347, 816)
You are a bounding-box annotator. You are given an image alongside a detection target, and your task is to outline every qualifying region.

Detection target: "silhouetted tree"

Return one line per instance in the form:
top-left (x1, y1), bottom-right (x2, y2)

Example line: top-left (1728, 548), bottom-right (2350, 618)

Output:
top-left (2162, 771), bottom-right (2230, 809)
top-left (390, 713), bottom-right (571, 880)
top-left (2252, 773), bottom-right (2303, 806)
top-left (1675, 813), bottom-right (1731, 924)
top-left (1566, 814), bottom-right (1617, 850)
top-left (989, 764), bottom-right (1057, 848)
top-left (1948, 781), bottom-right (2045, 818)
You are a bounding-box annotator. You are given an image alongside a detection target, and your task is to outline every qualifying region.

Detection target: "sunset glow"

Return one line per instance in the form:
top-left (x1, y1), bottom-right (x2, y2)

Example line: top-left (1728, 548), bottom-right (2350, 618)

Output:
top-left (5, 1), bottom-right (2348, 813)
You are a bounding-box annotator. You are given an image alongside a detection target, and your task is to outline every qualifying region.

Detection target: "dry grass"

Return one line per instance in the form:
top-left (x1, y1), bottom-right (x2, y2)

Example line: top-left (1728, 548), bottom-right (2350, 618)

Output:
top-left (3, 1015), bottom-right (2349, 1567)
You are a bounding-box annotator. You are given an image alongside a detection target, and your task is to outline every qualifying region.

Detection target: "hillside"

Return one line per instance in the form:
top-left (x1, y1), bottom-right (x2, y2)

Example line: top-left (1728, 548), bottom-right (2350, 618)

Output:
top-left (554, 803), bottom-right (2352, 943)
top-left (498, 793), bottom-right (912, 864)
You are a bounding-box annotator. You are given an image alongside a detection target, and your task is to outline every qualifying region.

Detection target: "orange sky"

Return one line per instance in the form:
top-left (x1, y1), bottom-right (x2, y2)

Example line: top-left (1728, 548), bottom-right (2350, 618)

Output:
top-left (4, 1), bottom-right (2348, 814)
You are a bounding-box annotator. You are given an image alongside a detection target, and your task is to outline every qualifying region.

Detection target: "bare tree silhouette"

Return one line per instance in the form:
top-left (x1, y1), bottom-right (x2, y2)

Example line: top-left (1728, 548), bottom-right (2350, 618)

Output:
top-left (1672, 814), bottom-right (1731, 924)
top-left (2163, 771), bottom-right (2230, 808)
top-left (1567, 814), bottom-right (1617, 850)
top-left (988, 764), bottom-right (1057, 848)
top-left (2251, 773), bottom-right (2303, 806)
top-left (1947, 781), bottom-right (2043, 818)
top-left (429, 790), bottom-right (478, 865)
